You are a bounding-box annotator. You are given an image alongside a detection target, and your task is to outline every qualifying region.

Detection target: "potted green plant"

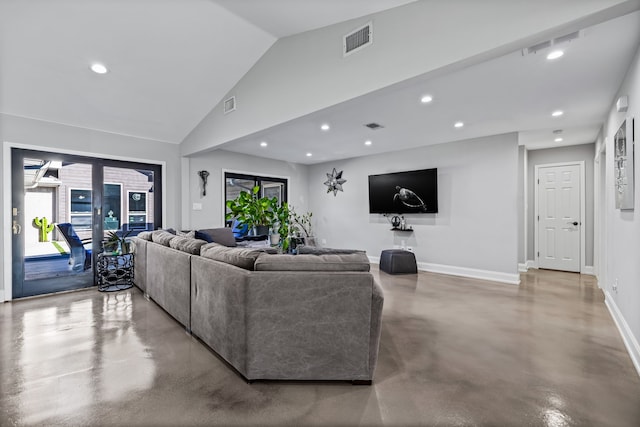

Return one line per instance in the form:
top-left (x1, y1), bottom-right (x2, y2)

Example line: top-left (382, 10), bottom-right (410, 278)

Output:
top-left (225, 186), bottom-right (275, 236)
top-left (270, 200), bottom-right (290, 252)
top-left (290, 208), bottom-right (316, 246)
top-left (104, 230), bottom-right (132, 254)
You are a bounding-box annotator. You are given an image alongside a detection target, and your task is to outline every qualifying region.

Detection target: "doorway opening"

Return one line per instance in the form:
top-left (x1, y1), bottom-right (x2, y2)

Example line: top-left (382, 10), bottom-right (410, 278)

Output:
top-left (11, 148), bottom-right (162, 299)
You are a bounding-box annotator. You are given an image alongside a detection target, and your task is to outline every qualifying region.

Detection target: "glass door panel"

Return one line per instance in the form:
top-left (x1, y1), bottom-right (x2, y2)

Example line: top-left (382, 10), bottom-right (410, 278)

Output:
top-left (12, 150), bottom-right (95, 298)
top-left (103, 166), bottom-right (156, 239)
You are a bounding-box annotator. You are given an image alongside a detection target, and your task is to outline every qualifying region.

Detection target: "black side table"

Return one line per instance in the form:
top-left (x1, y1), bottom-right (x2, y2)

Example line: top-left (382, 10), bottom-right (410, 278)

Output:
top-left (97, 253), bottom-right (134, 292)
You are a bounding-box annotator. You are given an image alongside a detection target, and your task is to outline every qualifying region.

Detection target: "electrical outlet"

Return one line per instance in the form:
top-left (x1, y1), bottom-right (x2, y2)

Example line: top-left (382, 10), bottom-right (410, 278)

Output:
top-left (321, 239), bottom-right (327, 245)
top-left (612, 279), bottom-right (618, 292)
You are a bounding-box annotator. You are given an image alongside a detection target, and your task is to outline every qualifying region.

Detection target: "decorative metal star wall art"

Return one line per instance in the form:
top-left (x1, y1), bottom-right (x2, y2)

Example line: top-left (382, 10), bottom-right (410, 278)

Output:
top-left (324, 168), bottom-right (347, 196)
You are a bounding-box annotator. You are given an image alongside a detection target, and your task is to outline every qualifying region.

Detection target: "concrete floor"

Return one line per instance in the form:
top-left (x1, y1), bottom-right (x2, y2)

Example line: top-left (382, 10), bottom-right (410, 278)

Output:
top-left (1, 268), bottom-right (639, 426)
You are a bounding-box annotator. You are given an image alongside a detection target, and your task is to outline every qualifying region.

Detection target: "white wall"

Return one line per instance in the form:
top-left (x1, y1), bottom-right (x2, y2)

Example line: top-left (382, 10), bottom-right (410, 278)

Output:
top-left (181, 0), bottom-right (632, 156)
top-left (526, 144), bottom-right (596, 266)
top-left (307, 133), bottom-right (520, 284)
top-left (184, 150), bottom-right (309, 230)
top-left (597, 41), bottom-right (640, 375)
top-left (1, 113), bottom-right (182, 301)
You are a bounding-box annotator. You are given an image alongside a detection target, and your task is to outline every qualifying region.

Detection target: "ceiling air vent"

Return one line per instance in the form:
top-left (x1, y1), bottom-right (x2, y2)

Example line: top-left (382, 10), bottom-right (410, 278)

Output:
top-left (521, 30), bottom-right (581, 56)
top-left (343, 22), bottom-right (373, 57)
top-left (364, 122), bottom-right (384, 130)
top-left (223, 96), bottom-right (236, 114)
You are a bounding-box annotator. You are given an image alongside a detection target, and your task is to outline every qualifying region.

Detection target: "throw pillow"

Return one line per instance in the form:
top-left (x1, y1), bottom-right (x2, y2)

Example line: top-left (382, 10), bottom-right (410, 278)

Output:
top-left (195, 228), bottom-right (237, 247)
top-left (176, 230), bottom-right (196, 239)
top-left (169, 236), bottom-right (208, 255)
top-left (151, 230), bottom-right (176, 246)
top-left (136, 231), bottom-right (153, 241)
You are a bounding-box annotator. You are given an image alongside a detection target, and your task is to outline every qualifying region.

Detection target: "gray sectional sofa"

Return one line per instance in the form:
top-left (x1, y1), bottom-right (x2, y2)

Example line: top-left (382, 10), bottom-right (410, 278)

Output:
top-left (132, 229), bottom-right (384, 383)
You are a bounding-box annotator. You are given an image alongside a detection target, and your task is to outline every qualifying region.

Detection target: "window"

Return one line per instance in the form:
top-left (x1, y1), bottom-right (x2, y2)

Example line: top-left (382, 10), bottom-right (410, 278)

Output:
top-left (103, 183), bottom-right (122, 231)
top-left (224, 172), bottom-right (288, 223)
top-left (69, 188), bottom-right (92, 230)
top-left (128, 191), bottom-right (147, 230)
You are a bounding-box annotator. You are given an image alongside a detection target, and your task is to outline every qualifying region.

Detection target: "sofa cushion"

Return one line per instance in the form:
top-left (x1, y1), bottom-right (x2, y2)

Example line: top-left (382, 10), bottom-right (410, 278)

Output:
top-left (297, 247), bottom-right (365, 255)
top-left (176, 230), bottom-right (196, 239)
top-left (254, 253), bottom-right (371, 272)
top-left (169, 236), bottom-right (208, 255)
top-left (200, 243), bottom-right (262, 270)
top-left (196, 228), bottom-right (237, 247)
top-left (151, 230), bottom-right (176, 246)
top-left (137, 231), bottom-right (153, 241)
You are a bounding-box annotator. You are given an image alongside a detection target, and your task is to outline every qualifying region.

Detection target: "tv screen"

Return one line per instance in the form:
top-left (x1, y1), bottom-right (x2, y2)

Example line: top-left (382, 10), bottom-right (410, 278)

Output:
top-left (368, 168), bottom-right (438, 214)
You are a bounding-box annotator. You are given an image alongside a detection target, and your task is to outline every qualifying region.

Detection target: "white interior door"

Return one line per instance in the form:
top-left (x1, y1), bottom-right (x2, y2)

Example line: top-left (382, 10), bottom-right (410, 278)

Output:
top-left (538, 164), bottom-right (581, 272)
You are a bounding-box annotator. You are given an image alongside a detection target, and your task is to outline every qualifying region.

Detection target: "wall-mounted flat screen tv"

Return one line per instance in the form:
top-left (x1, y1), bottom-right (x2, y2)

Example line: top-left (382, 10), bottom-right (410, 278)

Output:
top-left (368, 168), bottom-right (438, 214)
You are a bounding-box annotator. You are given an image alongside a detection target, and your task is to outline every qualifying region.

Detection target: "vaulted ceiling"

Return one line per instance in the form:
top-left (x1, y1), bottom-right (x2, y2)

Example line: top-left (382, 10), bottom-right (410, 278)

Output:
top-left (1, 0), bottom-right (639, 163)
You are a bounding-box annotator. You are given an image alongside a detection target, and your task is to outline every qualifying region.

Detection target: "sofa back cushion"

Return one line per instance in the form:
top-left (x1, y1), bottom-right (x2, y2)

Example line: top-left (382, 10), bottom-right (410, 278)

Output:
top-left (200, 243), bottom-right (262, 270)
top-left (254, 252), bottom-right (370, 272)
top-left (195, 228), bottom-right (237, 247)
top-left (169, 236), bottom-right (208, 255)
top-left (151, 230), bottom-right (176, 246)
top-left (137, 231), bottom-right (153, 241)
top-left (297, 247), bottom-right (366, 255)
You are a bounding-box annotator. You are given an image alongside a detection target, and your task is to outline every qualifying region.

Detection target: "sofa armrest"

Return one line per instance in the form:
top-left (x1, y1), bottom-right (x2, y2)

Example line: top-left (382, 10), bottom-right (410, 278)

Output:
top-left (244, 271), bottom-right (375, 381)
top-left (147, 243), bottom-right (192, 329)
top-left (190, 256), bottom-right (251, 376)
top-left (131, 237), bottom-right (148, 292)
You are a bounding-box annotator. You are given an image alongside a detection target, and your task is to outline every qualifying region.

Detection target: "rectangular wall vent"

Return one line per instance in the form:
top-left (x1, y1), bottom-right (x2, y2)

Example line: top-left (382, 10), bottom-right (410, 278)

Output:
top-left (343, 22), bottom-right (373, 57)
top-left (224, 96), bottom-right (236, 114)
top-left (522, 30), bottom-right (582, 56)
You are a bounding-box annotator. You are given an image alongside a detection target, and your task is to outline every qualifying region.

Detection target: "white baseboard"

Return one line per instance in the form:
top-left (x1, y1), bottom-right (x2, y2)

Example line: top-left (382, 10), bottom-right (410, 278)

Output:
top-left (605, 291), bottom-right (640, 378)
top-left (369, 256), bottom-right (520, 285)
top-left (518, 263), bottom-right (528, 272)
top-left (526, 260), bottom-right (537, 269)
top-left (0, 289), bottom-right (5, 302)
top-left (582, 265), bottom-right (595, 276)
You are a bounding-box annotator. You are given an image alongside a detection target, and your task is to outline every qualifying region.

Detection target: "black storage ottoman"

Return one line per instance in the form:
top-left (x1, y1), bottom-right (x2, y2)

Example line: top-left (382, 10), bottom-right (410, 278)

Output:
top-left (379, 249), bottom-right (417, 274)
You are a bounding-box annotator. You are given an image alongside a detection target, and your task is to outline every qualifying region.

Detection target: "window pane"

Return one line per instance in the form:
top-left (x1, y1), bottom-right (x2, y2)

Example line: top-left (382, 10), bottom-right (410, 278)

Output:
top-left (262, 181), bottom-right (285, 205)
top-left (225, 177), bottom-right (255, 214)
top-left (129, 192), bottom-right (146, 212)
top-left (70, 214), bottom-right (92, 230)
top-left (104, 183), bottom-right (121, 230)
top-left (104, 166), bottom-right (155, 235)
top-left (70, 189), bottom-right (92, 213)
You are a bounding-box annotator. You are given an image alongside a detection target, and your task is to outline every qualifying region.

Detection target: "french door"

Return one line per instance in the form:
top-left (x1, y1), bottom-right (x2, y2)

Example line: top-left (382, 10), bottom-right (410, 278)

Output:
top-left (11, 148), bottom-right (162, 299)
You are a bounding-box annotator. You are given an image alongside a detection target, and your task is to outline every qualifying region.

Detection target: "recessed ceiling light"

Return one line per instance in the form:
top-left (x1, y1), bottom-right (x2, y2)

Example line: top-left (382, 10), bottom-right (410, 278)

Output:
top-left (555, 137), bottom-right (563, 142)
top-left (454, 121), bottom-right (464, 128)
top-left (320, 124), bottom-right (330, 131)
top-left (306, 152), bottom-right (312, 157)
top-left (90, 63), bottom-right (108, 74)
top-left (547, 50), bottom-right (564, 60)
top-left (260, 141), bottom-right (268, 147)
top-left (364, 140), bottom-right (372, 146)
top-left (420, 95), bottom-right (433, 104)
top-left (552, 110), bottom-right (564, 117)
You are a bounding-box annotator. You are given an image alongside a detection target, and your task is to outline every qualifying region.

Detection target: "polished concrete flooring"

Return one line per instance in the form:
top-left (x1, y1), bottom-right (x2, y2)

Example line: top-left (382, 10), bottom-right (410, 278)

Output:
top-left (1, 268), bottom-right (639, 426)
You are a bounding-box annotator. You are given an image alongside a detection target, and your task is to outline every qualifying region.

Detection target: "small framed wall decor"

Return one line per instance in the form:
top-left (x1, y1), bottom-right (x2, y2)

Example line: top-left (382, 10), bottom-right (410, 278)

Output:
top-left (614, 119), bottom-right (634, 210)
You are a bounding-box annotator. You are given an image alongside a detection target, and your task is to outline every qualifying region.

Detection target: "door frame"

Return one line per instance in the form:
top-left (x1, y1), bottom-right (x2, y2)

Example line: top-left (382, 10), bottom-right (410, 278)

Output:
top-left (3, 140), bottom-right (166, 301)
top-left (534, 161), bottom-right (586, 273)
top-left (594, 141), bottom-right (607, 288)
